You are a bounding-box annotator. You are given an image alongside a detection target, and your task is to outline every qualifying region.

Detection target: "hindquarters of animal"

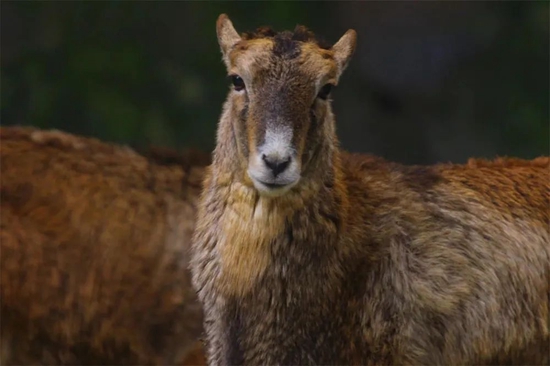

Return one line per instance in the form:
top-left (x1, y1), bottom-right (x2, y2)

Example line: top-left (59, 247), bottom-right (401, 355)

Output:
top-left (0, 127), bottom-right (209, 365)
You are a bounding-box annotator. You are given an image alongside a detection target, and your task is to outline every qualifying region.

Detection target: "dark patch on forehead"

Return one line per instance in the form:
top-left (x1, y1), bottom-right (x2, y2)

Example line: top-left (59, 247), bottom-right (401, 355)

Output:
top-left (273, 31), bottom-right (300, 59)
top-left (242, 26), bottom-right (277, 40)
top-left (242, 24), bottom-right (332, 59)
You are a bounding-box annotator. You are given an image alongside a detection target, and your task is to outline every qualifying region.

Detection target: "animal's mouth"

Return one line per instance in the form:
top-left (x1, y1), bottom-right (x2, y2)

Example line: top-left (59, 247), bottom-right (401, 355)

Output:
top-left (248, 175), bottom-right (299, 197)
top-left (247, 168), bottom-right (300, 197)
top-left (258, 181), bottom-right (289, 189)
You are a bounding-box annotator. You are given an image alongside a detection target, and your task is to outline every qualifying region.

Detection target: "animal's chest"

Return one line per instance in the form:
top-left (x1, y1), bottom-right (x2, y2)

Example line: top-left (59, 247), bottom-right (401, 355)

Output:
top-left (225, 276), bottom-right (351, 365)
top-left (216, 243), bottom-right (357, 365)
top-left (201, 189), bottom-right (352, 363)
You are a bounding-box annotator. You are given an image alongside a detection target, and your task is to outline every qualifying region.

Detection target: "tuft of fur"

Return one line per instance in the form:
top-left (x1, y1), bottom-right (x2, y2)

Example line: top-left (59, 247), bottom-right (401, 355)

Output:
top-left (0, 126), bottom-right (210, 365)
top-left (241, 25), bottom-right (332, 50)
top-left (191, 16), bottom-right (550, 366)
top-left (466, 156), bottom-right (550, 168)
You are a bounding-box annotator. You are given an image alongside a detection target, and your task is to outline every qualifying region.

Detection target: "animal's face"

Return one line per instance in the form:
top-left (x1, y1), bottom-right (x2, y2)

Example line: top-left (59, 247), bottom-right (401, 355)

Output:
top-left (216, 14), bottom-right (356, 197)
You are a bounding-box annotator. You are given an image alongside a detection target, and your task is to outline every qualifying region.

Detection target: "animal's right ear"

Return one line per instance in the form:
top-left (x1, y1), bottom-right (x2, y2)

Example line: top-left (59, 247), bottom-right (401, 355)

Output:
top-left (216, 14), bottom-right (241, 67)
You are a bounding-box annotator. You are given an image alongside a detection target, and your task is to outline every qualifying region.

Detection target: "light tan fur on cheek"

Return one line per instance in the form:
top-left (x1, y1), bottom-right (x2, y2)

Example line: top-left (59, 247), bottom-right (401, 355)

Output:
top-left (290, 47), bottom-right (337, 165)
top-left (217, 183), bottom-right (286, 297)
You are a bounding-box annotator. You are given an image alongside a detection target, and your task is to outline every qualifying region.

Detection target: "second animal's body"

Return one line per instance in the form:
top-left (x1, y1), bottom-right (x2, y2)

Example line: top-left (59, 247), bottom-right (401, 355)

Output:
top-left (1, 127), bottom-right (209, 365)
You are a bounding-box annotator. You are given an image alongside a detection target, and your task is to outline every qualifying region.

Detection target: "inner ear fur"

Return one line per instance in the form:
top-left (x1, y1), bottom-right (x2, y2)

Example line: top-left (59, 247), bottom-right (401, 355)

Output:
top-left (332, 29), bottom-right (357, 76)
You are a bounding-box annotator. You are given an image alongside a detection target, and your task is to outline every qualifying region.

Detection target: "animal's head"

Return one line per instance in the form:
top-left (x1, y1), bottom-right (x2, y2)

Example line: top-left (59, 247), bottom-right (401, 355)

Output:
top-left (216, 14), bottom-right (356, 197)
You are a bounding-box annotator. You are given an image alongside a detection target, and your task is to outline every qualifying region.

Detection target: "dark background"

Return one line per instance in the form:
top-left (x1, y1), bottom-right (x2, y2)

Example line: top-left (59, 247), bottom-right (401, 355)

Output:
top-left (2, 1), bottom-right (548, 165)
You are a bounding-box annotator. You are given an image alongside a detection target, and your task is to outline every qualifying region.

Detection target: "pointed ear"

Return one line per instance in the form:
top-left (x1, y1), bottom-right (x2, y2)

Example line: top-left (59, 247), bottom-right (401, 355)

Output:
top-left (332, 29), bottom-right (357, 77)
top-left (216, 14), bottom-right (241, 66)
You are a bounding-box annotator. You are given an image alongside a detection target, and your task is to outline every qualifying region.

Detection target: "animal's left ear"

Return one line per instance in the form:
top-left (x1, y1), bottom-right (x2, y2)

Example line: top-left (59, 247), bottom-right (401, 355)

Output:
top-left (216, 14), bottom-right (242, 67)
top-left (332, 29), bottom-right (357, 77)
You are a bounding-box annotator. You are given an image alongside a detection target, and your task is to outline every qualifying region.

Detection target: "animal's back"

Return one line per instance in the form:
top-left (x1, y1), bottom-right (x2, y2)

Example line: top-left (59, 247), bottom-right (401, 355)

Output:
top-left (0, 127), bottom-right (209, 364)
top-left (341, 152), bottom-right (550, 365)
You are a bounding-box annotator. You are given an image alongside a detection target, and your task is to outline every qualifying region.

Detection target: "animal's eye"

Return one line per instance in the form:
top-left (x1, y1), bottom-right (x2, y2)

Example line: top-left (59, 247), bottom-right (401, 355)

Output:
top-left (230, 75), bottom-right (246, 91)
top-left (317, 83), bottom-right (334, 100)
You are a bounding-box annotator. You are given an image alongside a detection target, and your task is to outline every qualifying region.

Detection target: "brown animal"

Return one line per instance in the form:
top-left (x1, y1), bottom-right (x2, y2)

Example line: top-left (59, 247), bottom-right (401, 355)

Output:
top-left (190, 14), bottom-right (550, 366)
top-left (0, 126), bottom-right (209, 365)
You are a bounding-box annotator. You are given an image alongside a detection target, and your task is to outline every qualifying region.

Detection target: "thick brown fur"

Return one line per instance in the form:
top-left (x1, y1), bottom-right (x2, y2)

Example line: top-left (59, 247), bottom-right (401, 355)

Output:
top-left (191, 14), bottom-right (550, 366)
top-left (0, 126), bottom-right (209, 365)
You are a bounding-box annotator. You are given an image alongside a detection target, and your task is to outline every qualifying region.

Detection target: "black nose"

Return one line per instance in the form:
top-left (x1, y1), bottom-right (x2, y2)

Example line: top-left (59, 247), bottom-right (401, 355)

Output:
top-left (262, 154), bottom-right (291, 177)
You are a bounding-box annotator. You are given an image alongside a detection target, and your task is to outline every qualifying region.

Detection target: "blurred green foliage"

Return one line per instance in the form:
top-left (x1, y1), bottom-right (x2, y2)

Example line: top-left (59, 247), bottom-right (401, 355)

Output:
top-left (473, 1), bottom-right (549, 157)
top-left (1, 1), bottom-right (548, 163)
top-left (1, 2), bottom-right (331, 151)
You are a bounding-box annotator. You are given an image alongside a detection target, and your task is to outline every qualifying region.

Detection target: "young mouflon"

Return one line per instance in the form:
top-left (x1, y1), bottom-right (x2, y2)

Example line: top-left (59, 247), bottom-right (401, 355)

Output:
top-left (190, 14), bottom-right (549, 365)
